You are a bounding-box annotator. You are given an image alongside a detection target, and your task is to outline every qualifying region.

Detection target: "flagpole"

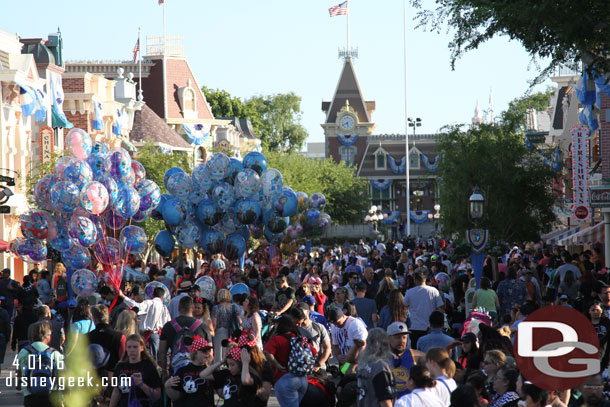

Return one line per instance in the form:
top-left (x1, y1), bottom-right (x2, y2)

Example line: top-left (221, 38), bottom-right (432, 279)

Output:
top-left (403, 0), bottom-right (411, 238)
top-left (346, 0), bottom-right (350, 52)
top-left (138, 27), bottom-right (143, 101)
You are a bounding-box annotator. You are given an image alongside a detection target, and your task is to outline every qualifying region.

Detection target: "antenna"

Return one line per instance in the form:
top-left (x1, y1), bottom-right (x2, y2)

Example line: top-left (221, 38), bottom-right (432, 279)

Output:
top-left (338, 47), bottom-right (358, 59)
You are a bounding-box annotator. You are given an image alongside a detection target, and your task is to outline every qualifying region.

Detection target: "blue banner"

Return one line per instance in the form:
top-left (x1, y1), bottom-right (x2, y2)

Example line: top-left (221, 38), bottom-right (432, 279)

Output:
top-left (92, 100), bottom-right (104, 131)
top-left (388, 155), bottom-right (406, 174)
top-left (382, 211), bottom-right (401, 224)
top-left (183, 123), bottom-right (211, 146)
top-left (410, 210), bottom-right (430, 224)
top-left (370, 179), bottom-right (392, 190)
top-left (422, 154), bottom-right (441, 172)
top-left (471, 251), bottom-right (485, 289)
top-left (337, 134), bottom-right (358, 146)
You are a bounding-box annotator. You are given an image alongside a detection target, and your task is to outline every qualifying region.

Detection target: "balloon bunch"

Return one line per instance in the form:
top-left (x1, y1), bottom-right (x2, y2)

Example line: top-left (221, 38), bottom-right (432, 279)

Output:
top-left (12, 128), bottom-right (160, 300)
top-left (152, 151), bottom-right (331, 261)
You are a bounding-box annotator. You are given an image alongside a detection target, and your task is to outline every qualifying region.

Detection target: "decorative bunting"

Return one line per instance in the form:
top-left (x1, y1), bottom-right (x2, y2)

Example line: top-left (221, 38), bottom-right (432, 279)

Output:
top-left (183, 123), bottom-right (211, 146)
top-left (112, 108), bottom-right (123, 136)
top-left (421, 154), bottom-right (441, 172)
top-left (382, 211), bottom-right (401, 224)
top-left (575, 70), bottom-right (599, 131)
top-left (388, 155), bottom-right (406, 174)
top-left (466, 229), bottom-right (488, 253)
top-left (50, 72), bottom-right (73, 129)
top-left (337, 134), bottom-right (358, 146)
top-left (92, 100), bottom-right (104, 131)
top-left (370, 179), bottom-right (392, 191)
top-left (34, 88), bottom-right (47, 122)
top-left (410, 210), bottom-right (430, 224)
top-left (15, 80), bottom-right (37, 117)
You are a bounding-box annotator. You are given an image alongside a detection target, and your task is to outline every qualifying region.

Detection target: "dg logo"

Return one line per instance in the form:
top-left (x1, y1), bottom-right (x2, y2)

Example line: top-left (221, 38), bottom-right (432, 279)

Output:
top-left (514, 305), bottom-right (600, 391)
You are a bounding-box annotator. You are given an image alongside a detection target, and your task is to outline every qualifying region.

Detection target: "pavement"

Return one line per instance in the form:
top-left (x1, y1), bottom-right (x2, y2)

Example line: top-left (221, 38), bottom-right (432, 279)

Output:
top-left (0, 348), bottom-right (281, 407)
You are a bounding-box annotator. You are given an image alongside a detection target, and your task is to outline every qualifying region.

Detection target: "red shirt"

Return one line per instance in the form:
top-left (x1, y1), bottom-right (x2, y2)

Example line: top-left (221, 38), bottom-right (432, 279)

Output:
top-left (263, 333), bottom-right (317, 383)
top-left (313, 292), bottom-right (326, 315)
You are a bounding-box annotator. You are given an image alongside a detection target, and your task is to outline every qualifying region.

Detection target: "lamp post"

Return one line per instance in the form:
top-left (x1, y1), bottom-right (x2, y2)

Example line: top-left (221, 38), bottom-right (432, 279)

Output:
top-left (428, 203), bottom-right (441, 233)
top-left (408, 117), bottom-right (422, 137)
top-left (365, 205), bottom-right (387, 239)
top-left (466, 186), bottom-right (488, 288)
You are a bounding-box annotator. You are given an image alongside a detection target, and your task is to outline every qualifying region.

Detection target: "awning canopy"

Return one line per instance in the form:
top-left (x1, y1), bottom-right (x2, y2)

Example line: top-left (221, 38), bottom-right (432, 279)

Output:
top-left (557, 222), bottom-right (605, 246)
top-left (542, 226), bottom-right (581, 245)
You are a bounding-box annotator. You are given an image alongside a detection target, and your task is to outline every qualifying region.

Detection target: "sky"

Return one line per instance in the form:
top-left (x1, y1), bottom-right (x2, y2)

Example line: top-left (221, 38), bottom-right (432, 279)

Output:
top-left (3, 0), bottom-right (553, 146)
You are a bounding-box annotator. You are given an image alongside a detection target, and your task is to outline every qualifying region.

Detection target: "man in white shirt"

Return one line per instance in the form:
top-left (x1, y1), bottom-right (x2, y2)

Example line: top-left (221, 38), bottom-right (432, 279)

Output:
top-left (328, 308), bottom-right (367, 374)
top-left (120, 286), bottom-right (170, 361)
top-left (403, 271), bottom-right (445, 348)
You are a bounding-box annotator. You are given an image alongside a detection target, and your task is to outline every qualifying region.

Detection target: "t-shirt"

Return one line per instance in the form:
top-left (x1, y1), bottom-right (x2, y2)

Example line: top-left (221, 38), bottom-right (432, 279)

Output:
top-left (357, 359), bottom-right (395, 407)
top-left (212, 368), bottom-right (260, 407)
top-left (160, 316), bottom-right (211, 353)
top-left (403, 285), bottom-right (444, 331)
top-left (113, 359), bottom-right (162, 407)
top-left (298, 320), bottom-right (330, 355)
top-left (330, 316), bottom-right (368, 355)
top-left (395, 387), bottom-right (445, 407)
top-left (431, 375), bottom-right (457, 406)
top-left (72, 319), bottom-right (95, 334)
top-left (171, 363), bottom-right (214, 407)
top-left (391, 350), bottom-right (416, 399)
top-left (275, 287), bottom-right (295, 310)
top-left (264, 333), bottom-right (317, 383)
top-left (351, 297), bottom-right (377, 329)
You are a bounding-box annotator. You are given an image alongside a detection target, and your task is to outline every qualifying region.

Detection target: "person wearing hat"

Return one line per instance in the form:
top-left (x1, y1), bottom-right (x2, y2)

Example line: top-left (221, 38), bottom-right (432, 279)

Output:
top-left (165, 337), bottom-right (214, 406)
top-left (328, 307), bottom-right (367, 374)
top-left (387, 321), bottom-right (424, 398)
top-left (457, 332), bottom-right (481, 377)
top-left (300, 295), bottom-right (329, 330)
top-left (169, 280), bottom-right (193, 319)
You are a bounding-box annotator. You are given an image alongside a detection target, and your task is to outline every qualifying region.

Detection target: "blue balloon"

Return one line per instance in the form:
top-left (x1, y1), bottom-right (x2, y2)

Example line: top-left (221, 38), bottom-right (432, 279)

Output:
top-left (235, 226), bottom-right (251, 242)
top-left (100, 176), bottom-right (119, 208)
top-left (136, 179), bottom-right (162, 211)
top-left (203, 229), bottom-right (224, 254)
top-left (235, 198), bottom-right (261, 225)
top-left (131, 209), bottom-right (150, 223)
top-left (86, 153), bottom-right (108, 181)
top-left (162, 198), bottom-right (186, 226)
top-left (92, 141), bottom-right (110, 156)
top-left (27, 239), bottom-right (47, 263)
top-left (273, 187), bottom-right (298, 217)
top-left (176, 224), bottom-right (201, 249)
top-left (154, 230), bottom-right (175, 257)
top-left (243, 151), bottom-right (268, 176)
top-left (61, 245), bottom-right (91, 270)
top-left (206, 153), bottom-right (231, 181)
top-left (225, 158), bottom-right (243, 185)
top-left (49, 181), bottom-right (81, 213)
top-left (197, 198), bottom-right (222, 226)
top-left (114, 186), bottom-right (141, 219)
top-left (266, 215), bottom-right (289, 234)
top-left (192, 164), bottom-right (213, 193)
top-left (117, 167), bottom-right (136, 188)
top-left (49, 220), bottom-right (73, 252)
top-left (164, 167), bottom-right (186, 190)
top-left (68, 216), bottom-right (97, 247)
top-left (211, 182), bottom-right (235, 210)
top-left (224, 234), bottom-right (246, 260)
top-left (167, 172), bottom-right (192, 201)
top-left (120, 225), bottom-right (147, 254)
top-left (234, 169), bottom-right (261, 198)
top-left (264, 226), bottom-right (285, 244)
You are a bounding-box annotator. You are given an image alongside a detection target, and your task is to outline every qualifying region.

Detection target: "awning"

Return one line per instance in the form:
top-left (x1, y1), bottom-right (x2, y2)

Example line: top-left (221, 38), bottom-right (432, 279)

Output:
top-left (557, 222), bottom-right (605, 246)
top-left (542, 226), bottom-right (581, 245)
top-left (52, 104), bottom-right (73, 129)
top-left (0, 239), bottom-right (9, 252)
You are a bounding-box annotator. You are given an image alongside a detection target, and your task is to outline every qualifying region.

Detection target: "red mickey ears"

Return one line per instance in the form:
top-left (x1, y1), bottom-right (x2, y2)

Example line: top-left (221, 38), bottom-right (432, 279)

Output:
top-left (237, 330), bottom-right (257, 348)
top-left (227, 345), bottom-right (242, 361)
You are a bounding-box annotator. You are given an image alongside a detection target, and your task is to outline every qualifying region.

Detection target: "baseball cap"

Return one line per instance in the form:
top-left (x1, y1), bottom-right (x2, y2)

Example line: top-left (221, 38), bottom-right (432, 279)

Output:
top-left (300, 295), bottom-right (316, 307)
top-left (327, 308), bottom-right (344, 324)
top-left (189, 337), bottom-right (212, 353)
top-left (387, 322), bottom-right (409, 336)
top-left (560, 294), bottom-right (568, 301)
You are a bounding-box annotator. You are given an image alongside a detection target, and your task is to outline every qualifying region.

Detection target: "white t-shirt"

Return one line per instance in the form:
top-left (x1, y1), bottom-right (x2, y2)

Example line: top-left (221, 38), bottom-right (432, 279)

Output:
top-left (403, 285), bottom-right (444, 331)
top-left (330, 316), bottom-right (368, 355)
top-left (431, 375), bottom-right (457, 406)
top-left (395, 388), bottom-right (445, 407)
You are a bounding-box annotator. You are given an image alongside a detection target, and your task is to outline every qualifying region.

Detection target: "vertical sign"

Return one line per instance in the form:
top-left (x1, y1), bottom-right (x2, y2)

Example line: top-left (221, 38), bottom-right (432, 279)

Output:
top-left (571, 124), bottom-right (590, 222)
top-left (39, 126), bottom-right (54, 168)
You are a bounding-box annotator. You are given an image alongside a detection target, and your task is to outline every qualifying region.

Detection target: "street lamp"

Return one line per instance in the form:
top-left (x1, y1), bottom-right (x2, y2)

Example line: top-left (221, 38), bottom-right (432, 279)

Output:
top-left (428, 204), bottom-right (441, 233)
top-left (466, 186), bottom-right (488, 288)
top-left (469, 185), bottom-right (485, 223)
top-left (408, 117), bottom-right (422, 137)
top-left (365, 205), bottom-right (387, 234)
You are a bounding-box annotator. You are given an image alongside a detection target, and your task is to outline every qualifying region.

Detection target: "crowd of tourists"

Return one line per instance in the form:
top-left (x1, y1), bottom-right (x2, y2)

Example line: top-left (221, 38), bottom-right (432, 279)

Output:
top-left (0, 239), bottom-right (609, 407)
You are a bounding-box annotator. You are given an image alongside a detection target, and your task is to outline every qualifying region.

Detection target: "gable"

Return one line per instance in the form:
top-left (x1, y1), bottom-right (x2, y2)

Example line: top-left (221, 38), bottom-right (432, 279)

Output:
top-left (165, 58), bottom-right (214, 120)
top-left (324, 58), bottom-right (371, 124)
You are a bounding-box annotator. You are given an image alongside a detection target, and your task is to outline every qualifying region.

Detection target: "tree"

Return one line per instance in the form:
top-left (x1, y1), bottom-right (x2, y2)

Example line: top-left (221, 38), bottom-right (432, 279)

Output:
top-left (202, 86), bottom-right (309, 152)
top-left (412, 0), bottom-right (610, 81)
top-left (501, 88), bottom-right (555, 132)
top-left (437, 123), bottom-right (557, 242)
top-left (265, 150), bottom-right (369, 224)
top-left (135, 143), bottom-right (193, 261)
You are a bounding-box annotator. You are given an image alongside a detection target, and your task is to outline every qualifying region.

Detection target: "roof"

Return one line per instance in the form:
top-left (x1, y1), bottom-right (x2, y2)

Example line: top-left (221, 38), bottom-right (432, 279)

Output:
top-left (358, 139), bottom-right (440, 178)
top-left (220, 117), bottom-right (258, 139)
top-left (20, 38), bottom-right (55, 66)
top-left (322, 58), bottom-right (373, 123)
top-left (129, 104), bottom-right (192, 149)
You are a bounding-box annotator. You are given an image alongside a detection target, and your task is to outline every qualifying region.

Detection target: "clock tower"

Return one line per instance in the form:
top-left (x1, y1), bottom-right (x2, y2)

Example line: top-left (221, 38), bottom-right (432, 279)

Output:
top-left (322, 57), bottom-right (375, 167)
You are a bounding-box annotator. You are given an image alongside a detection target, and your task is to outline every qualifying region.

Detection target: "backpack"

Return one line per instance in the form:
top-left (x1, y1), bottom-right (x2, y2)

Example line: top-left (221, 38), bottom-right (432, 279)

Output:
top-left (170, 319), bottom-right (202, 370)
top-left (284, 334), bottom-right (316, 377)
top-left (23, 345), bottom-right (57, 396)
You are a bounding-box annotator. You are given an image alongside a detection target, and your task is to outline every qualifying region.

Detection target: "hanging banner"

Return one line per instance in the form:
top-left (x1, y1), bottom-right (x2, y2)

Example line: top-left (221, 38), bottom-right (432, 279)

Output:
top-left (183, 123), bottom-right (211, 145)
top-left (337, 134), bottom-right (358, 146)
top-left (382, 211), bottom-right (401, 224)
top-left (370, 179), bottom-right (392, 191)
top-left (571, 124), bottom-right (590, 222)
top-left (466, 229), bottom-right (488, 253)
top-left (410, 210), bottom-right (430, 224)
top-left (39, 126), bottom-right (54, 167)
top-left (387, 155), bottom-right (406, 174)
top-left (421, 154), bottom-right (441, 172)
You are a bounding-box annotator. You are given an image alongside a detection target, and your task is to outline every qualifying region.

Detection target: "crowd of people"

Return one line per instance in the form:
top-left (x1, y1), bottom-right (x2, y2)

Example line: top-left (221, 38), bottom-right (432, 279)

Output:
top-left (0, 239), bottom-right (610, 407)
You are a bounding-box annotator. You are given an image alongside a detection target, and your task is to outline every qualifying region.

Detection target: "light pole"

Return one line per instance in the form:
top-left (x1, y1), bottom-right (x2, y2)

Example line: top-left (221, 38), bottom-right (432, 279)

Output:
top-left (365, 205), bottom-right (387, 237)
top-left (466, 186), bottom-right (488, 288)
top-left (427, 203), bottom-right (441, 233)
top-left (408, 117), bottom-right (422, 137)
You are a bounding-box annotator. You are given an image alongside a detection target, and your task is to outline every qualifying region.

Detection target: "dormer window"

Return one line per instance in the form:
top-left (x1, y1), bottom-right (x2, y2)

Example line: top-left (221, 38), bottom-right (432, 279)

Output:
top-left (409, 147), bottom-right (421, 169)
top-left (374, 146), bottom-right (387, 170)
top-left (177, 78), bottom-right (197, 119)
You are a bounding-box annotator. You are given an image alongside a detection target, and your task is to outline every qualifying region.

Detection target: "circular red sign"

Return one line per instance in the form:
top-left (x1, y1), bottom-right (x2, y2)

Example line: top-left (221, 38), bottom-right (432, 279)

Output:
top-left (575, 206), bottom-right (589, 219)
top-left (513, 306), bottom-right (599, 391)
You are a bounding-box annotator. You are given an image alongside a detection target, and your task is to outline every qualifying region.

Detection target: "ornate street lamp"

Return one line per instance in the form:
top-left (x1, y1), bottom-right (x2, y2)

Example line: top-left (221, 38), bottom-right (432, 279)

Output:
top-left (469, 185), bottom-right (485, 223)
top-left (467, 186), bottom-right (488, 288)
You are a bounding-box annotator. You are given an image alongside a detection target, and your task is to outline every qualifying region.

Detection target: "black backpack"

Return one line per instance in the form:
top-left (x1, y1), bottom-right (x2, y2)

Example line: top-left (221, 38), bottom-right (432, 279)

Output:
top-left (283, 334), bottom-right (316, 377)
top-left (23, 345), bottom-right (58, 395)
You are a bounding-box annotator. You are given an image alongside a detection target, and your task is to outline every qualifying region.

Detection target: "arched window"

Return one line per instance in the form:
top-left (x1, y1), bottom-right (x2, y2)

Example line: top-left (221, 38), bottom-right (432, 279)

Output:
top-left (409, 152), bottom-right (420, 169)
top-left (196, 147), bottom-right (206, 162)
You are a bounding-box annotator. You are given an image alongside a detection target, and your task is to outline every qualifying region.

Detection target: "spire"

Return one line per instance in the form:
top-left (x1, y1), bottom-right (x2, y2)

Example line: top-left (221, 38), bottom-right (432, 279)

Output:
top-left (488, 87), bottom-right (494, 124)
top-left (322, 58), bottom-right (372, 124)
top-left (472, 101), bottom-right (483, 126)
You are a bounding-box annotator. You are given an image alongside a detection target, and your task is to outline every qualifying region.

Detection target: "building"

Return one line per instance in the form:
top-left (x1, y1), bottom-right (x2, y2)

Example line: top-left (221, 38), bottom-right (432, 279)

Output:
top-left (321, 57), bottom-right (441, 238)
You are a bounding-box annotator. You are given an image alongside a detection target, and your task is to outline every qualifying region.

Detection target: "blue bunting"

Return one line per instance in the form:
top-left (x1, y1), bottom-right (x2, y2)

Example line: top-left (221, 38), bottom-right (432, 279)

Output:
top-left (370, 179), bottom-right (392, 190)
top-left (92, 101), bottom-right (104, 131)
top-left (183, 123), bottom-right (211, 146)
top-left (421, 154), bottom-right (441, 173)
top-left (388, 155), bottom-right (406, 174)
top-left (410, 210), bottom-right (430, 224)
top-left (382, 211), bottom-right (400, 224)
top-left (337, 134), bottom-right (358, 146)
top-left (15, 80), bottom-right (37, 117)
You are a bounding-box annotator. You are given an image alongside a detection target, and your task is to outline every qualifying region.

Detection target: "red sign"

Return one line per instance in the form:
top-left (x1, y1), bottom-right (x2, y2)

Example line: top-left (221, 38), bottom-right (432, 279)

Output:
top-left (570, 124), bottom-right (590, 222)
top-left (574, 206), bottom-right (589, 219)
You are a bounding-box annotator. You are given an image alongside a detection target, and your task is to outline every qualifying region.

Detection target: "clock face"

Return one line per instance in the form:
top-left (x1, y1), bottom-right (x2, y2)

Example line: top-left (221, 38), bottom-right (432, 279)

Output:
top-left (340, 116), bottom-right (355, 129)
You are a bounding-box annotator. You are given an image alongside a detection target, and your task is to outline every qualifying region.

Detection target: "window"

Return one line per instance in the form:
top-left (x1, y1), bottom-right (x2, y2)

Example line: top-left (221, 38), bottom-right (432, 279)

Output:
top-left (196, 147), bottom-right (206, 162)
top-left (409, 152), bottom-right (420, 169)
top-left (339, 146), bottom-right (356, 165)
top-left (371, 184), bottom-right (394, 210)
top-left (376, 153), bottom-right (385, 169)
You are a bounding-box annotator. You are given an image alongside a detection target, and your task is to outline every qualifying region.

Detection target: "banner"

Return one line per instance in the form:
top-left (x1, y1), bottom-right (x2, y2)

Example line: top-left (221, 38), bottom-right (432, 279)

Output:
top-left (370, 179), bottom-right (392, 191)
top-left (410, 210), bottom-right (430, 224)
top-left (382, 211), bottom-right (401, 224)
top-left (387, 155), bottom-right (406, 174)
top-left (183, 123), bottom-right (211, 146)
top-left (466, 229), bottom-right (488, 253)
top-left (570, 124), bottom-right (590, 222)
top-left (337, 134), bottom-right (358, 146)
top-left (422, 154), bottom-right (441, 172)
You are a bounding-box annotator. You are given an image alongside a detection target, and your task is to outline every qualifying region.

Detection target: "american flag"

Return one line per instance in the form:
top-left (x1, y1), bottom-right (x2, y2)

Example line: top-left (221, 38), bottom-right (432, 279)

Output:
top-left (329, 1), bottom-right (348, 17)
top-left (132, 38), bottom-right (140, 63)
top-left (158, 0), bottom-right (164, 4)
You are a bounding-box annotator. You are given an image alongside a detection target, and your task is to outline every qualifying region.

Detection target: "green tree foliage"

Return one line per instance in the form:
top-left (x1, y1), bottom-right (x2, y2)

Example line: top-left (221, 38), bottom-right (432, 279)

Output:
top-left (202, 87), bottom-right (308, 152)
top-left (265, 150), bottom-right (369, 224)
top-left (437, 123), bottom-right (557, 242)
top-left (135, 143), bottom-right (193, 261)
top-left (501, 87), bottom-right (555, 132)
top-left (411, 0), bottom-right (610, 81)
